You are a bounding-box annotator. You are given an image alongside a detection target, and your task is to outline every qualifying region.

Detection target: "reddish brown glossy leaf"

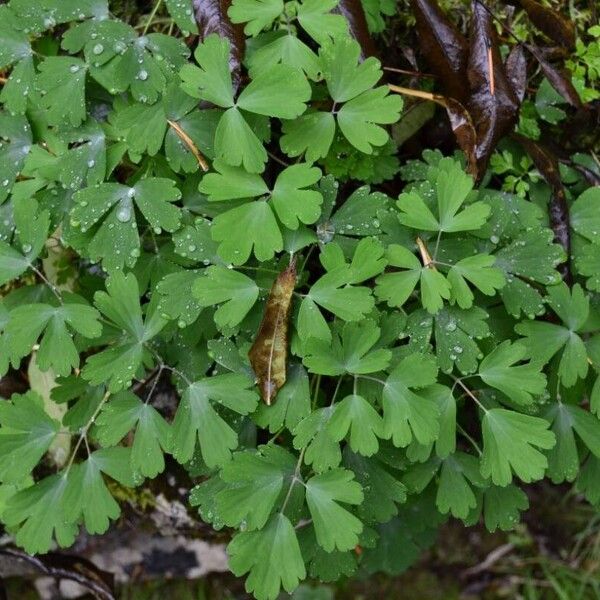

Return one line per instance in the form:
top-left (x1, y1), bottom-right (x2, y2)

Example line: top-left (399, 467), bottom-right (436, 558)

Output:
top-left (513, 133), bottom-right (572, 282)
top-left (334, 0), bottom-right (378, 59)
top-left (518, 0), bottom-right (575, 49)
top-left (505, 44), bottom-right (527, 103)
top-left (525, 43), bottom-right (582, 108)
top-left (467, 1), bottom-right (520, 178)
top-left (193, 0), bottom-right (245, 90)
top-left (409, 0), bottom-right (469, 103)
top-left (388, 84), bottom-right (478, 178)
top-left (249, 260), bottom-right (297, 405)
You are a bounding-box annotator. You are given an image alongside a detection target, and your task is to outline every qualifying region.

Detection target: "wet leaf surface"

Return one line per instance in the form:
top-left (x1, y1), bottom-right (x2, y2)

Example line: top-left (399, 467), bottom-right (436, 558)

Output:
top-left (467, 1), bottom-right (520, 178)
top-left (249, 260), bottom-right (297, 405)
top-left (525, 43), bottom-right (582, 108)
top-left (504, 44), bottom-right (527, 103)
top-left (513, 133), bottom-right (572, 282)
top-left (409, 0), bottom-right (469, 103)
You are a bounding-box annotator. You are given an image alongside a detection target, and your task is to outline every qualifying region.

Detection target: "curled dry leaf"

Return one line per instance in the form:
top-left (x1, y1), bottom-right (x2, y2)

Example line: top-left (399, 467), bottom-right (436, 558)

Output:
top-left (525, 43), bottom-right (582, 108)
top-left (518, 0), bottom-right (575, 50)
top-left (513, 133), bottom-right (572, 282)
top-left (467, 1), bottom-right (520, 178)
top-left (409, 0), bottom-right (469, 103)
top-left (249, 259), bottom-right (297, 405)
top-left (389, 84), bottom-right (478, 178)
top-left (193, 0), bottom-right (245, 90)
top-left (334, 0), bottom-right (379, 59)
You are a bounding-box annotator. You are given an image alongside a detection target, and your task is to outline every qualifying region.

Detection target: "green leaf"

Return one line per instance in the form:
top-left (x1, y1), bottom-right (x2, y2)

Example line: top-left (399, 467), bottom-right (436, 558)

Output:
top-left (228, 0), bottom-right (285, 36)
top-left (300, 268), bottom-right (375, 341)
top-left (83, 273), bottom-right (165, 391)
top-left (397, 160), bottom-right (489, 233)
top-left (0, 18), bottom-right (31, 70)
top-left (447, 254), bottom-right (505, 309)
top-left (478, 341), bottom-right (546, 406)
top-left (237, 64), bottom-right (311, 119)
top-left (296, 0), bottom-right (348, 44)
top-left (571, 187), bottom-right (600, 244)
top-left (321, 37), bottom-right (381, 104)
top-left (3, 473), bottom-right (77, 554)
top-left (1, 56), bottom-right (35, 114)
top-left (71, 179), bottom-right (181, 271)
top-left (483, 484), bottom-right (529, 532)
top-left (65, 447), bottom-right (135, 535)
top-left (343, 450), bottom-right (406, 524)
top-left (271, 163), bottom-right (323, 229)
top-left (0, 242), bottom-right (30, 286)
top-left (212, 201), bottom-right (283, 264)
top-left (515, 283), bottom-right (589, 387)
top-left (303, 319), bottom-right (391, 376)
top-left (214, 107), bottom-right (268, 173)
top-left (181, 34), bottom-right (235, 106)
top-left (375, 244), bottom-right (451, 314)
top-left (193, 266), bottom-right (259, 328)
top-left (382, 353), bottom-right (440, 447)
top-left (164, 0), bottom-right (197, 33)
top-left (436, 453), bottom-right (483, 519)
top-left (229, 513), bottom-right (306, 600)
top-left (480, 408), bottom-right (556, 486)
top-left (156, 270), bottom-right (203, 327)
top-left (305, 468), bottom-right (363, 552)
top-left (327, 394), bottom-right (385, 456)
top-left (337, 87), bottom-right (403, 154)
top-left (293, 408), bottom-right (341, 472)
top-left (434, 306), bottom-right (490, 375)
top-left (280, 112), bottom-right (336, 162)
top-left (0, 112), bottom-right (32, 204)
top-left (6, 299), bottom-right (102, 376)
top-left (248, 32), bottom-right (321, 80)
top-left (0, 392), bottom-right (59, 483)
top-left (36, 57), bottom-right (87, 127)
top-left (171, 374), bottom-right (258, 467)
top-left (254, 363), bottom-right (311, 433)
top-left (95, 391), bottom-right (171, 478)
top-left (214, 445), bottom-right (295, 529)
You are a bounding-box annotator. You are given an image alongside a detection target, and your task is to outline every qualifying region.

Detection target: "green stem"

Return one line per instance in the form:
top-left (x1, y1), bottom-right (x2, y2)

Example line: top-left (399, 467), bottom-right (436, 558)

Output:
top-left (142, 0), bottom-right (163, 35)
top-left (65, 391), bottom-right (111, 474)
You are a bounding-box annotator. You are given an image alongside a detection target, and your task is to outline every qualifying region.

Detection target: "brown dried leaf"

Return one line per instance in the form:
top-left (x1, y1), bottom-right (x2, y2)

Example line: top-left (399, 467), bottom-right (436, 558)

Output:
top-left (248, 260), bottom-right (297, 405)
top-left (192, 0), bottom-right (245, 91)
top-left (519, 0), bottom-right (575, 49)
top-left (513, 133), bottom-right (572, 282)
top-left (467, 1), bottom-right (520, 178)
top-left (505, 44), bottom-right (527, 103)
top-left (334, 0), bottom-right (378, 60)
top-left (409, 0), bottom-right (469, 103)
top-left (388, 84), bottom-right (478, 178)
top-left (525, 43), bottom-right (582, 108)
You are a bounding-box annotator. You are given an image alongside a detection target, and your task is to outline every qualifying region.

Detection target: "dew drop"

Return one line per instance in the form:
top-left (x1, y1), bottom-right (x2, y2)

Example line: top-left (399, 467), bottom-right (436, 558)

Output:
top-left (92, 44), bottom-right (104, 55)
top-left (116, 206), bottom-right (132, 222)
